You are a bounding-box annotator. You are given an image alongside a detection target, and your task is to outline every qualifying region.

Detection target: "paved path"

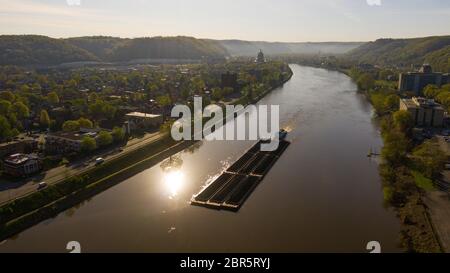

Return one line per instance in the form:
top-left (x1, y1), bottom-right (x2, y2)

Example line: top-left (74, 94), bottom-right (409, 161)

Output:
top-left (0, 132), bottom-right (162, 205)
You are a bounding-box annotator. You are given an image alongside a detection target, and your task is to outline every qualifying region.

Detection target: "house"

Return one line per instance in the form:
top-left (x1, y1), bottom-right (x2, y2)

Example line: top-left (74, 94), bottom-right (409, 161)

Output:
top-left (3, 153), bottom-right (42, 177)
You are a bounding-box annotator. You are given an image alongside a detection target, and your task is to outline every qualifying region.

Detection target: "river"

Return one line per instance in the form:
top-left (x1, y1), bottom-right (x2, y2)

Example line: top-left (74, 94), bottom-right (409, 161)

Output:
top-left (0, 65), bottom-right (402, 252)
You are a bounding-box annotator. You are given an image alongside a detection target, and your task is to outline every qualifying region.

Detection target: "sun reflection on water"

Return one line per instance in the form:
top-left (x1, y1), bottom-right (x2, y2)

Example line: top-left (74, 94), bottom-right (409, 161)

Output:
top-left (163, 169), bottom-right (185, 198)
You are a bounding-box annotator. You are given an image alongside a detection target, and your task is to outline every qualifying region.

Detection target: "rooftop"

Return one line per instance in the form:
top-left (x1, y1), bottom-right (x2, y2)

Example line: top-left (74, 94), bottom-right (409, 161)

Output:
top-left (47, 130), bottom-right (100, 141)
top-left (402, 97), bottom-right (444, 110)
top-left (125, 112), bottom-right (162, 119)
top-left (4, 153), bottom-right (37, 165)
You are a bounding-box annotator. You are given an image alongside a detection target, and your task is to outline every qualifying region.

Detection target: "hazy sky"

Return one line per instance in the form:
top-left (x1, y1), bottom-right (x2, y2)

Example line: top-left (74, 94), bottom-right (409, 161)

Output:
top-left (1, 0), bottom-right (449, 42)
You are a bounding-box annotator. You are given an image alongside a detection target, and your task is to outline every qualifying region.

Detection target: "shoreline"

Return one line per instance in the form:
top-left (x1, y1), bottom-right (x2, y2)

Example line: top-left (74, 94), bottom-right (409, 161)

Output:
top-left (345, 70), bottom-right (444, 252)
top-left (0, 67), bottom-right (293, 242)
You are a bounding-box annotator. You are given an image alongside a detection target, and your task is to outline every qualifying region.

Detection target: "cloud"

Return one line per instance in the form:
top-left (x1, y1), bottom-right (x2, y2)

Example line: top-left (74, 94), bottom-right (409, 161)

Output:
top-left (366, 0), bottom-right (382, 6)
top-left (66, 0), bottom-right (82, 6)
top-left (0, 0), bottom-right (95, 17)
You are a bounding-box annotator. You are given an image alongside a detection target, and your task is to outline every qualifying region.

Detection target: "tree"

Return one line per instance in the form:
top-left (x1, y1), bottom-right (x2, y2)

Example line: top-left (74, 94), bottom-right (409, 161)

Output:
top-left (212, 87), bottom-right (223, 101)
top-left (13, 102), bottom-right (29, 119)
top-left (393, 110), bottom-right (414, 135)
top-left (0, 100), bottom-right (12, 115)
top-left (47, 92), bottom-right (60, 105)
top-left (423, 85), bottom-right (440, 99)
top-left (223, 87), bottom-right (234, 96)
top-left (81, 136), bottom-right (97, 152)
top-left (0, 115), bottom-right (12, 140)
top-left (62, 120), bottom-right (80, 132)
top-left (102, 103), bottom-right (117, 120)
top-left (39, 110), bottom-right (51, 129)
top-left (0, 91), bottom-right (15, 102)
top-left (78, 117), bottom-right (93, 128)
top-left (156, 95), bottom-right (171, 107)
top-left (381, 130), bottom-right (410, 166)
top-left (357, 73), bottom-right (375, 90)
top-left (383, 94), bottom-right (399, 113)
top-left (97, 131), bottom-right (113, 147)
top-left (112, 127), bottom-right (125, 142)
top-left (413, 140), bottom-right (446, 178)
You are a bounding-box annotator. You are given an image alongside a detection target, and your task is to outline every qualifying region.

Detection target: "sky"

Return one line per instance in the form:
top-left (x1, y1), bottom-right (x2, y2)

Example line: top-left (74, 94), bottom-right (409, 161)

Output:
top-left (0, 0), bottom-right (449, 42)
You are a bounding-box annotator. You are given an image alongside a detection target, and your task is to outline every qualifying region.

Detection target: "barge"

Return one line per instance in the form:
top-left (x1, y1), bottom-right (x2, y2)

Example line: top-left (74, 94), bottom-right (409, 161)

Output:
top-left (191, 131), bottom-right (290, 211)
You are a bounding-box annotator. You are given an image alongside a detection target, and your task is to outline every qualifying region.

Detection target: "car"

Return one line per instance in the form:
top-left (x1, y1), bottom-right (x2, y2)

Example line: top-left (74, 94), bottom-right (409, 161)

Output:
top-left (95, 157), bottom-right (105, 165)
top-left (37, 182), bottom-right (48, 190)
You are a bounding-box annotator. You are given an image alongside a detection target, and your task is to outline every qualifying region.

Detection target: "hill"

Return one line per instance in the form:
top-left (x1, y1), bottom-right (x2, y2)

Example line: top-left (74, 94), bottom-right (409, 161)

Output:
top-left (0, 35), bottom-right (99, 66)
top-left (217, 40), bottom-right (363, 56)
top-left (0, 35), bottom-right (229, 66)
top-left (347, 36), bottom-right (450, 72)
top-left (106, 36), bottom-right (229, 62)
top-left (65, 36), bottom-right (127, 60)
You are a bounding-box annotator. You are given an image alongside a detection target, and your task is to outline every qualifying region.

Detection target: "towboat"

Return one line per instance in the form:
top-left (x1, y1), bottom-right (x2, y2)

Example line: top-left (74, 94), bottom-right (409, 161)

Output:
top-left (278, 129), bottom-right (288, 140)
top-left (261, 129), bottom-right (289, 143)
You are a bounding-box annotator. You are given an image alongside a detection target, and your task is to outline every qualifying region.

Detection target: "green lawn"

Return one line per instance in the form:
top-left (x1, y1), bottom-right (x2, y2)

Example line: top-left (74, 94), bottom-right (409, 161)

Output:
top-left (411, 170), bottom-right (435, 191)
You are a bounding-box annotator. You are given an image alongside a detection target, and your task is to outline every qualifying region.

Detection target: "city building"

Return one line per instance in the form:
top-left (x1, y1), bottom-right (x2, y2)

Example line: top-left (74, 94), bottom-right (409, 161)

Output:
top-left (0, 138), bottom-right (38, 158)
top-left (45, 128), bottom-right (102, 154)
top-left (398, 64), bottom-right (449, 95)
top-left (221, 72), bottom-right (238, 90)
top-left (125, 112), bottom-right (163, 132)
top-left (256, 49), bottom-right (266, 64)
top-left (399, 97), bottom-right (444, 127)
top-left (3, 153), bottom-right (42, 177)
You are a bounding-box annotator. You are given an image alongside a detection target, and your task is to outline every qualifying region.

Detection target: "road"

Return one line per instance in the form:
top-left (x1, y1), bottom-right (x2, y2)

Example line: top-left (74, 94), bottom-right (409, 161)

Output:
top-left (0, 132), bottom-right (162, 206)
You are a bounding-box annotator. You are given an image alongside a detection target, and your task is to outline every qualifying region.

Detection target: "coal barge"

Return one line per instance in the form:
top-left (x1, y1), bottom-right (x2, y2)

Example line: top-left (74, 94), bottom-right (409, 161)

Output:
top-left (191, 130), bottom-right (290, 211)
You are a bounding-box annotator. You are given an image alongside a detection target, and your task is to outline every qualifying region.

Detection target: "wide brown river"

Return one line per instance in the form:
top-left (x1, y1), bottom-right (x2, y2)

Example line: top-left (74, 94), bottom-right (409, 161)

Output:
top-left (0, 65), bottom-right (402, 252)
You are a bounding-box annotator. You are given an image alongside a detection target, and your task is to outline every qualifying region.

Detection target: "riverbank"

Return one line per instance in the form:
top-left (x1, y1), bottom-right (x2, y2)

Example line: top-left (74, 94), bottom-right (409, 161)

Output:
top-left (0, 66), bottom-right (293, 242)
top-left (347, 68), bottom-right (444, 252)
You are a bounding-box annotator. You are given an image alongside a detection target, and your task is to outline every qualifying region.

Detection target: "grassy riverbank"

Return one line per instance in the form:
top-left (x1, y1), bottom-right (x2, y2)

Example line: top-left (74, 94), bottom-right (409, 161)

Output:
top-left (348, 68), bottom-right (445, 252)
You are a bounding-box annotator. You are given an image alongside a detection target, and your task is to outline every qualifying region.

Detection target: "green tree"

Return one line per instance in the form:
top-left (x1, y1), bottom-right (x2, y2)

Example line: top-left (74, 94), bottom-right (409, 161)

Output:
top-left (357, 73), bottom-right (375, 90)
top-left (0, 115), bottom-right (12, 140)
top-left (393, 110), bottom-right (414, 134)
top-left (97, 131), bottom-right (113, 147)
top-left (102, 103), bottom-right (117, 120)
top-left (212, 87), bottom-right (223, 101)
top-left (413, 140), bottom-right (446, 178)
top-left (423, 85), bottom-right (440, 99)
top-left (0, 100), bottom-right (12, 115)
top-left (156, 95), bottom-right (171, 107)
top-left (39, 109), bottom-right (51, 129)
top-left (383, 94), bottom-right (399, 113)
top-left (81, 136), bottom-right (97, 152)
top-left (62, 120), bottom-right (80, 132)
top-left (112, 127), bottom-right (125, 142)
top-left (0, 91), bottom-right (15, 102)
top-left (381, 130), bottom-right (410, 166)
top-left (78, 117), bottom-right (93, 128)
top-left (47, 92), bottom-right (60, 105)
top-left (13, 102), bottom-right (29, 119)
